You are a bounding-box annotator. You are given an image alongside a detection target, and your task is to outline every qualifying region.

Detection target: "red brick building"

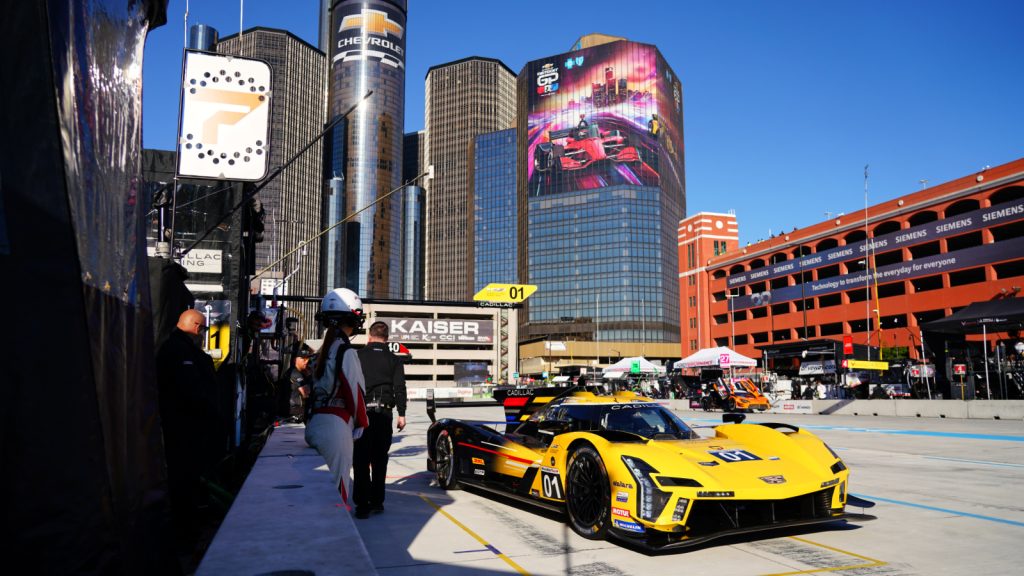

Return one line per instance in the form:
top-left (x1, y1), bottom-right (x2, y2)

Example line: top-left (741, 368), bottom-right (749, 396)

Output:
top-left (679, 158), bottom-right (1024, 369)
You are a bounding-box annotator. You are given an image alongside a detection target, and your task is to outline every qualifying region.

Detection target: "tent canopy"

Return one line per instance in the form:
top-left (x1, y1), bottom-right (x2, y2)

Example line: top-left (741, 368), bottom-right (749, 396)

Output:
top-left (602, 356), bottom-right (663, 374)
top-left (922, 298), bottom-right (1024, 334)
top-left (675, 346), bottom-right (758, 369)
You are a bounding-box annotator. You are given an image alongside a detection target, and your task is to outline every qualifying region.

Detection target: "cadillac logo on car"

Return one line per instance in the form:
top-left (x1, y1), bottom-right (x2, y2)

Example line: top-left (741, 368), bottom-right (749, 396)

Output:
top-left (759, 475), bottom-right (786, 484)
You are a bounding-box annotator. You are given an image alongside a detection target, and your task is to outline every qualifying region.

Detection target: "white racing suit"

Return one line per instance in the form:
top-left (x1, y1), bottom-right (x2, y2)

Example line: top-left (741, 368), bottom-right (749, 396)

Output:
top-left (305, 338), bottom-right (367, 505)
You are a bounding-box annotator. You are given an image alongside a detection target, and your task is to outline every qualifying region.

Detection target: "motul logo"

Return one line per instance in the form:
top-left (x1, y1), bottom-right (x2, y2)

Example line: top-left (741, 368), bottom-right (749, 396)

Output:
top-left (339, 8), bottom-right (404, 39)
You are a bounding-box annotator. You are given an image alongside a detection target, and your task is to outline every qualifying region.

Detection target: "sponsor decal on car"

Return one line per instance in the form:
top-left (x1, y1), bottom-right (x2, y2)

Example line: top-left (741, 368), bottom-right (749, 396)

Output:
top-left (530, 489), bottom-right (540, 497)
top-left (613, 480), bottom-right (634, 489)
top-left (613, 519), bottom-right (645, 533)
top-left (759, 475), bottom-right (786, 484)
top-left (698, 461), bottom-right (720, 466)
top-left (542, 466), bottom-right (560, 474)
top-left (616, 491), bottom-right (629, 502)
top-left (611, 507), bottom-right (631, 518)
top-left (472, 457), bottom-right (485, 465)
top-left (474, 469), bottom-right (485, 476)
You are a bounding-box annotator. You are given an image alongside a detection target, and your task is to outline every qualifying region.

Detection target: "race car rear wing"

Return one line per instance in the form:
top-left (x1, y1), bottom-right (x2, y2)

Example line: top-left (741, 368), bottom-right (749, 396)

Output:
top-left (425, 385), bottom-right (604, 424)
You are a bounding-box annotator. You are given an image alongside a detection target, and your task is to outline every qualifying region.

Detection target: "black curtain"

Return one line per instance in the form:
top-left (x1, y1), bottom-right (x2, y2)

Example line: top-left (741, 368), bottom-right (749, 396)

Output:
top-left (0, 1), bottom-right (173, 573)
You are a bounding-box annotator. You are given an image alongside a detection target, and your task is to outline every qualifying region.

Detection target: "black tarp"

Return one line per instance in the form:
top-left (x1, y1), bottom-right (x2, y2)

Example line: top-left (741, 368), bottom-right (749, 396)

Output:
top-left (0, 1), bottom-right (172, 573)
top-left (922, 298), bottom-right (1024, 334)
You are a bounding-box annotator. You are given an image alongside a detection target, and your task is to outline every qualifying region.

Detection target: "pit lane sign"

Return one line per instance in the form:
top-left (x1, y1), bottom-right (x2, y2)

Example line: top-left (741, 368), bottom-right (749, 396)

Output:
top-left (473, 283), bottom-right (537, 304)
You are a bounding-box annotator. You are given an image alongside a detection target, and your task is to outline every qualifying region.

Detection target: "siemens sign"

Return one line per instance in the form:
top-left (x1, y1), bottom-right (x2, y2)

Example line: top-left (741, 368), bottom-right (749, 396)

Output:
top-left (727, 199), bottom-right (1024, 288)
top-left (377, 317), bottom-right (494, 344)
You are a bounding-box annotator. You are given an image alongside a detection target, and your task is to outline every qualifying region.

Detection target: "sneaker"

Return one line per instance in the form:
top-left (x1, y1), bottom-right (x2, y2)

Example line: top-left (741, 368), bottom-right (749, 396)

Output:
top-left (370, 504), bottom-right (385, 514)
top-left (354, 507), bottom-right (370, 519)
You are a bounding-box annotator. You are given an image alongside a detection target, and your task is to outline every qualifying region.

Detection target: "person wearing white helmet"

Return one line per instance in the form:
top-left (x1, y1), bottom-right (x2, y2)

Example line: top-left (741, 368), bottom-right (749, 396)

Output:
top-left (304, 287), bottom-right (369, 506)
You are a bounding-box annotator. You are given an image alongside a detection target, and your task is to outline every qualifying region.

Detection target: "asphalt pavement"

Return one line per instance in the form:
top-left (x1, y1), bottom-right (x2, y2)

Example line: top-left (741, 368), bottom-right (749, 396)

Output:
top-left (350, 404), bottom-right (1024, 575)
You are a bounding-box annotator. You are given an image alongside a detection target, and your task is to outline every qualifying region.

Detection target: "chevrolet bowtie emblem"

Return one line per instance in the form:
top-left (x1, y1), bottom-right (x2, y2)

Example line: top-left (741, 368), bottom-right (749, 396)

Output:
top-left (339, 8), bottom-right (404, 39)
top-left (759, 475), bottom-right (786, 484)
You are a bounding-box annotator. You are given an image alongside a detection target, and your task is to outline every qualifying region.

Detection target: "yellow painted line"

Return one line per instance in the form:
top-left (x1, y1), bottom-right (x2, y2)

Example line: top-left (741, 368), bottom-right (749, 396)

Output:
top-left (419, 494), bottom-right (530, 576)
top-left (759, 536), bottom-right (887, 576)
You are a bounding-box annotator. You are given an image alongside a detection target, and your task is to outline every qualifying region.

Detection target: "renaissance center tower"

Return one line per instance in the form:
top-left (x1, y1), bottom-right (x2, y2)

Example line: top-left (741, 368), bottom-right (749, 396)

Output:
top-left (322, 0), bottom-right (407, 298)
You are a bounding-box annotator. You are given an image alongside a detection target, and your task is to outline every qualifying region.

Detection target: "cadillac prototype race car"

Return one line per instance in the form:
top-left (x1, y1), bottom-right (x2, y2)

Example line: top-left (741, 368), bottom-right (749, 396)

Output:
top-left (426, 387), bottom-right (872, 550)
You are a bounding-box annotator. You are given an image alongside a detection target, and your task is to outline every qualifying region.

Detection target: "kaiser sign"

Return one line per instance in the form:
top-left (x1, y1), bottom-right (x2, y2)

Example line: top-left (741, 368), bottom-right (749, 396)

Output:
top-left (378, 317), bottom-right (493, 345)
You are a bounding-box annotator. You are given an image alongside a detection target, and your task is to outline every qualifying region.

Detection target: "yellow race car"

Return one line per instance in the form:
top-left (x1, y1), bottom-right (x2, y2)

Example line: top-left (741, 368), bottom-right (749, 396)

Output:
top-left (426, 386), bottom-right (871, 550)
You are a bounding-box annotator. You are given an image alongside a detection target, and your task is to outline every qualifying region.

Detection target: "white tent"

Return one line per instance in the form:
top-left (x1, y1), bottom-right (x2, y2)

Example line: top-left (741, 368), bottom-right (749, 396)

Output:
top-left (602, 356), bottom-right (663, 375)
top-left (674, 346), bottom-right (757, 369)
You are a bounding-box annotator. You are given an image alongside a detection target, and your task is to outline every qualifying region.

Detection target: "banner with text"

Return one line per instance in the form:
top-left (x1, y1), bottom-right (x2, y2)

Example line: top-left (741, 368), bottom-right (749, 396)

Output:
top-left (728, 199), bottom-right (1024, 288)
top-left (732, 236), bottom-right (1024, 311)
top-left (377, 316), bottom-right (494, 345)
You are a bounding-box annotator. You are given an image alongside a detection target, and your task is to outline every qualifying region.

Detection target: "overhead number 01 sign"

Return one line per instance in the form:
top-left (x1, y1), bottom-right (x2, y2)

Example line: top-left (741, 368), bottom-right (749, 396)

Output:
top-left (473, 283), bottom-right (537, 304)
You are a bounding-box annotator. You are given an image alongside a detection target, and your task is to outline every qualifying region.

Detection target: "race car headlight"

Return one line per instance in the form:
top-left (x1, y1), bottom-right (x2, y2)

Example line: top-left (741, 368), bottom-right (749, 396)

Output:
top-left (622, 456), bottom-right (671, 522)
top-left (831, 460), bottom-right (847, 474)
top-left (671, 498), bottom-right (690, 522)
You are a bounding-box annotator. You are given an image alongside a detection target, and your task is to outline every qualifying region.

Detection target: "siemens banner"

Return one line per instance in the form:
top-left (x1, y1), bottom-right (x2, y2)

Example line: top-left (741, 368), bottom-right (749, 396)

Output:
top-left (377, 317), bottom-right (494, 344)
top-left (732, 236), bottom-right (1024, 311)
top-left (727, 199), bottom-right (1024, 288)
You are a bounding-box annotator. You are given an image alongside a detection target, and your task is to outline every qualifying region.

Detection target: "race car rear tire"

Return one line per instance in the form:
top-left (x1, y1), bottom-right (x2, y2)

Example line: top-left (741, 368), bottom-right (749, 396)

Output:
top-left (725, 398), bottom-right (736, 412)
top-left (565, 445), bottom-right (611, 540)
top-left (435, 430), bottom-right (460, 490)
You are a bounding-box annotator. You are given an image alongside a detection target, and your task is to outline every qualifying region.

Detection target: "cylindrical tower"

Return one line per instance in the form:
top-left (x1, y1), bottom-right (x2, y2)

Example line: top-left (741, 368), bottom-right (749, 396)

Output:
top-left (188, 23), bottom-right (219, 51)
top-left (324, 0), bottom-right (407, 299)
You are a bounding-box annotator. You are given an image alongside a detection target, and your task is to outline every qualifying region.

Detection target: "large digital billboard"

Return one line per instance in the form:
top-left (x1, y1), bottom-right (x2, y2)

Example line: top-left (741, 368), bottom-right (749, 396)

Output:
top-left (524, 41), bottom-right (683, 197)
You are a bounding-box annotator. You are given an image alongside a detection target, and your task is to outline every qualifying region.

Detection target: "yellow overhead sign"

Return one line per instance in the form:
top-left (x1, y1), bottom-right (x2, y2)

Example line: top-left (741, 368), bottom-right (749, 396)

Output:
top-left (473, 283), bottom-right (537, 303)
top-left (847, 359), bottom-right (889, 371)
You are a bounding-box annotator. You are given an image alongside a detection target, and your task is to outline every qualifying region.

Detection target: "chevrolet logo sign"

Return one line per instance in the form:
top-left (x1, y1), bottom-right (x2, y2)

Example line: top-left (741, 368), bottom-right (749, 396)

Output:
top-left (339, 9), bottom-right (404, 39)
top-left (759, 475), bottom-right (786, 484)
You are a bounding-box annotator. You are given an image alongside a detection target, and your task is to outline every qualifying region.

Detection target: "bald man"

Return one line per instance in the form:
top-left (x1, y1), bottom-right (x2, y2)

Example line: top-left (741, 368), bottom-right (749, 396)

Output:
top-left (156, 308), bottom-right (220, 550)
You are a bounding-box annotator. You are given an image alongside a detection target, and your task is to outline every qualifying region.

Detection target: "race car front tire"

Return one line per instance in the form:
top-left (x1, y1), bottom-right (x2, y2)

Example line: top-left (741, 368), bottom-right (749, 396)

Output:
top-left (435, 429), bottom-right (460, 490)
top-left (565, 445), bottom-right (611, 540)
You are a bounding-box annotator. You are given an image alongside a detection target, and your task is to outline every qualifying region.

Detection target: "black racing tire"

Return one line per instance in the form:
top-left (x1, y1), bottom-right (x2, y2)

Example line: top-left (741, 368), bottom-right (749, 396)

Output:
top-left (564, 445), bottom-right (611, 540)
top-left (435, 429), bottom-right (460, 490)
top-left (725, 398), bottom-right (737, 412)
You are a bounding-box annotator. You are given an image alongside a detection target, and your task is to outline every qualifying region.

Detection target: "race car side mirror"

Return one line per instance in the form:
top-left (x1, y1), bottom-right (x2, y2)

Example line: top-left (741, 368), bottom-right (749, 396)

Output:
top-left (722, 412), bottom-right (746, 424)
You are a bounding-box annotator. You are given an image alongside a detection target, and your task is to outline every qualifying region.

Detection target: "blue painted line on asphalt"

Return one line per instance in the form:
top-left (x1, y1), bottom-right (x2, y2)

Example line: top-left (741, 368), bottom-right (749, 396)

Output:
top-left (922, 455), bottom-right (1024, 468)
top-left (485, 544), bottom-right (502, 555)
top-left (453, 549), bottom-right (491, 554)
top-left (682, 417), bottom-right (1024, 442)
top-left (852, 493), bottom-right (1024, 527)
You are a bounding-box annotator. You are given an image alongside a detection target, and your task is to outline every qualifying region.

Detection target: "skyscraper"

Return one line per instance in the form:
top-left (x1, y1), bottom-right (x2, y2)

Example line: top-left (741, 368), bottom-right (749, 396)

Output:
top-left (518, 35), bottom-right (686, 346)
top-left (424, 57), bottom-right (516, 301)
top-left (402, 131), bottom-right (426, 300)
top-left (322, 0), bottom-right (407, 299)
top-left (216, 28), bottom-right (327, 319)
top-left (469, 128), bottom-right (518, 295)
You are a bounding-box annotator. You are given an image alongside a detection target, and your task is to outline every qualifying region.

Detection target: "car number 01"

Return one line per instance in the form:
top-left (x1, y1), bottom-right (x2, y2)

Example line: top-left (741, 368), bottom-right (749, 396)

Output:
top-left (709, 449), bottom-right (761, 462)
top-left (541, 470), bottom-right (563, 499)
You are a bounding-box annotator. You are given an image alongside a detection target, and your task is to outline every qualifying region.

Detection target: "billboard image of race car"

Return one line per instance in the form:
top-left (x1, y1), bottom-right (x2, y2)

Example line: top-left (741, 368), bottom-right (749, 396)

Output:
top-left (426, 387), bottom-right (871, 550)
top-left (530, 116), bottom-right (661, 194)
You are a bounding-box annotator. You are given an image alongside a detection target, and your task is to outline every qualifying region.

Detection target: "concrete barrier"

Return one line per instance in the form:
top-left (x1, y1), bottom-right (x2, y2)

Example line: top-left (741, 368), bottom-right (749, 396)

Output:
top-left (669, 398), bottom-right (1024, 420)
top-left (197, 424), bottom-right (377, 576)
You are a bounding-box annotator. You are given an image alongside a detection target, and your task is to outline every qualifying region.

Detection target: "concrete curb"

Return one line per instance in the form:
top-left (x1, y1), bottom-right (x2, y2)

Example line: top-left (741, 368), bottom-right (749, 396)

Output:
top-left (197, 424), bottom-right (377, 576)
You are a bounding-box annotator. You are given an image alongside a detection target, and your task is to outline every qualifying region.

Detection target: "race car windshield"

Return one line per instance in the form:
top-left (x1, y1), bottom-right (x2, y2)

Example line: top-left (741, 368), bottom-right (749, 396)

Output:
top-left (599, 405), bottom-right (699, 440)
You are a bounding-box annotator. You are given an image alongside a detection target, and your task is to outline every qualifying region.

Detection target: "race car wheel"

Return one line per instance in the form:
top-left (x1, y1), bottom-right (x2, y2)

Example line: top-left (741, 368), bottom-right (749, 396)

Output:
top-left (725, 398), bottom-right (736, 412)
top-left (435, 430), bottom-right (460, 490)
top-left (565, 445), bottom-right (610, 540)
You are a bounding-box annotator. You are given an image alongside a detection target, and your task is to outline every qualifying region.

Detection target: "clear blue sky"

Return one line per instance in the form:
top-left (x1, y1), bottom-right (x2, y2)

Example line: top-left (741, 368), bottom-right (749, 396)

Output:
top-left (143, 0), bottom-right (1024, 246)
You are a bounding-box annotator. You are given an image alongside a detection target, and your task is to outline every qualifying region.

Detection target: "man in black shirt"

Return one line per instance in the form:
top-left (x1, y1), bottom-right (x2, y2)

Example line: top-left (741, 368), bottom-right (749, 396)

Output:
top-left (353, 321), bottom-right (407, 518)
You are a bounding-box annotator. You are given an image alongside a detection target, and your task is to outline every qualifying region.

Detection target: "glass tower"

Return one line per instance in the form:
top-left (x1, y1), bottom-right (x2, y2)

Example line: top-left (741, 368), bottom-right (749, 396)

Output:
top-left (517, 37), bottom-right (686, 344)
top-left (470, 128), bottom-right (518, 295)
top-left (323, 0), bottom-right (407, 299)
